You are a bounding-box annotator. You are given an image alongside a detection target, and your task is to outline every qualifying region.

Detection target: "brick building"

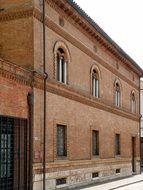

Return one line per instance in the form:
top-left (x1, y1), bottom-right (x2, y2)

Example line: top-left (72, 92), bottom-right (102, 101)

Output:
top-left (0, 0), bottom-right (143, 189)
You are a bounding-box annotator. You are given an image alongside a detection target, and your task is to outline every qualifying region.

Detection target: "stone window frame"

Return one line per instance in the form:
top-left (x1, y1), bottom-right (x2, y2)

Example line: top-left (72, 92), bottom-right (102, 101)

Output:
top-left (114, 79), bottom-right (122, 108)
top-left (90, 125), bottom-right (100, 159)
top-left (114, 131), bottom-right (121, 157)
top-left (90, 64), bottom-right (101, 98)
top-left (130, 90), bottom-right (136, 113)
top-left (53, 41), bottom-right (71, 85)
top-left (53, 119), bottom-right (69, 161)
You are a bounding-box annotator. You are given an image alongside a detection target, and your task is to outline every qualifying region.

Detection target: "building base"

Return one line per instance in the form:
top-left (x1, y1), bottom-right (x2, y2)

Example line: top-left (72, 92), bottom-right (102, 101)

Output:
top-left (33, 162), bottom-right (140, 190)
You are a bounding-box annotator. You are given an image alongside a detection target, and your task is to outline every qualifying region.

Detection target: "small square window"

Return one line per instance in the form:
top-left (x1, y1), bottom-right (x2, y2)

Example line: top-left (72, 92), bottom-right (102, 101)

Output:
top-left (56, 178), bottom-right (67, 186)
top-left (116, 169), bottom-right (120, 174)
top-left (92, 172), bottom-right (99, 178)
top-left (59, 17), bottom-right (64, 27)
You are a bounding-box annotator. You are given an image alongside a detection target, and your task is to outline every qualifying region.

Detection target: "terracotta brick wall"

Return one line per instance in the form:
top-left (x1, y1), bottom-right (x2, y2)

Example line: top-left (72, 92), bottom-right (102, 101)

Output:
top-left (0, 15), bottom-right (33, 69)
top-left (0, 67), bottom-right (30, 118)
top-left (0, 0), bottom-right (141, 188)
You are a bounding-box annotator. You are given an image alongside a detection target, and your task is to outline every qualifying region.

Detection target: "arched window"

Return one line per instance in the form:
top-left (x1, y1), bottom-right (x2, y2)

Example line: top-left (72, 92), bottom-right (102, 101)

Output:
top-left (115, 82), bottom-right (121, 107)
top-left (131, 92), bottom-right (136, 113)
top-left (56, 48), bottom-right (67, 84)
top-left (92, 69), bottom-right (99, 97)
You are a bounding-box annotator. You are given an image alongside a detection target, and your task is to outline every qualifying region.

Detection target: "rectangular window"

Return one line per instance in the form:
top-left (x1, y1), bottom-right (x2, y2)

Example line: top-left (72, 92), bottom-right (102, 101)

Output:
top-left (92, 130), bottom-right (99, 156)
top-left (57, 125), bottom-right (67, 157)
top-left (56, 178), bottom-right (67, 186)
top-left (115, 91), bottom-right (120, 107)
top-left (115, 134), bottom-right (120, 155)
top-left (92, 172), bottom-right (99, 178)
top-left (116, 169), bottom-right (120, 174)
top-left (131, 99), bottom-right (136, 113)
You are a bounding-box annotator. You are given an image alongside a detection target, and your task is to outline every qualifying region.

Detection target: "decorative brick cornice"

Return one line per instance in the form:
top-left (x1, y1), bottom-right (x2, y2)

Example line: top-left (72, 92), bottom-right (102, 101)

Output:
top-left (33, 7), bottom-right (42, 22)
top-left (1, 2), bottom-right (141, 76)
top-left (0, 8), bottom-right (33, 22)
top-left (33, 9), bottom-right (139, 90)
top-left (46, 0), bottom-right (143, 76)
top-left (33, 157), bottom-right (133, 174)
top-left (0, 59), bottom-right (139, 121)
top-left (33, 71), bottom-right (44, 89)
top-left (47, 79), bottom-right (140, 122)
top-left (2, 55), bottom-right (135, 121)
top-left (0, 6), bottom-right (141, 88)
top-left (0, 1), bottom-right (142, 76)
top-left (0, 58), bottom-right (45, 89)
top-left (0, 58), bottom-right (32, 85)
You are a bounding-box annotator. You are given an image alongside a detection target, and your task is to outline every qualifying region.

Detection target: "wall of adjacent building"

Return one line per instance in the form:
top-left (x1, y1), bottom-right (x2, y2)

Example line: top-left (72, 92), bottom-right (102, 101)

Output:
top-left (0, 1), bottom-right (34, 69)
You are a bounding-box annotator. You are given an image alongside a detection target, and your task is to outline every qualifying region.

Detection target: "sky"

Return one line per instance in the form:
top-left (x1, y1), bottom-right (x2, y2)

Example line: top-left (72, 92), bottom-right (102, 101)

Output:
top-left (74, 0), bottom-right (143, 69)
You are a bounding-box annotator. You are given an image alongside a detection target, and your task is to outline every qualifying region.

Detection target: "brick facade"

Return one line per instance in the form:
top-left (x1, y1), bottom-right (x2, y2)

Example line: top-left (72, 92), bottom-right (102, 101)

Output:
top-left (0, 0), bottom-right (143, 189)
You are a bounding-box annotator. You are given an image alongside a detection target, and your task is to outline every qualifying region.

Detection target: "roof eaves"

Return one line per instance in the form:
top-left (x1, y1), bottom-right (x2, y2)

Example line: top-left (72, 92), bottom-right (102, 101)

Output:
top-left (67, 0), bottom-right (143, 75)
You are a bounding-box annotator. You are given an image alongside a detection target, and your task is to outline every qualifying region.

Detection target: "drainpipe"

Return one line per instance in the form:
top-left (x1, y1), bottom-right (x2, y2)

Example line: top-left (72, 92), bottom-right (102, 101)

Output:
top-left (27, 92), bottom-right (34, 190)
top-left (42, 0), bottom-right (48, 190)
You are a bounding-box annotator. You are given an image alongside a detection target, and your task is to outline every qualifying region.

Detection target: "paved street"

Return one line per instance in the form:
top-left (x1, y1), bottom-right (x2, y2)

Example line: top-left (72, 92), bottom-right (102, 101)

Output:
top-left (117, 181), bottom-right (143, 190)
top-left (77, 174), bottom-right (143, 190)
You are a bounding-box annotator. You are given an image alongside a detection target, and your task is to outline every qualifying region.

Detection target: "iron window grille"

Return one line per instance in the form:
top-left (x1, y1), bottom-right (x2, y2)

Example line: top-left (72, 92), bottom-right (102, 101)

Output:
top-left (56, 125), bottom-right (67, 157)
top-left (92, 130), bottom-right (99, 156)
top-left (0, 116), bottom-right (29, 190)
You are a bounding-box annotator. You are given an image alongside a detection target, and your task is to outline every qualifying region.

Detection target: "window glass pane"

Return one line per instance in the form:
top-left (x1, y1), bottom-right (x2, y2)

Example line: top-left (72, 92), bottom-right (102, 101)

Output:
top-left (92, 130), bottom-right (99, 155)
top-left (61, 57), bottom-right (65, 83)
top-left (115, 83), bottom-right (120, 107)
top-left (57, 125), bottom-right (67, 157)
top-left (57, 53), bottom-right (60, 81)
top-left (131, 94), bottom-right (136, 113)
top-left (115, 134), bottom-right (120, 155)
top-left (56, 48), bottom-right (67, 84)
top-left (92, 77), bottom-right (95, 96)
top-left (92, 74), bottom-right (99, 97)
top-left (95, 79), bottom-right (99, 97)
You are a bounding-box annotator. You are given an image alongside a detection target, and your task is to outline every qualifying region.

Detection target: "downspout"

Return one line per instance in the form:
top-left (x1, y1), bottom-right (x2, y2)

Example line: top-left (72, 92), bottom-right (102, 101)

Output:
top-left (42, 0), bottom-right (48, 190)
top-left (27, 92), bottom-right (34, 190)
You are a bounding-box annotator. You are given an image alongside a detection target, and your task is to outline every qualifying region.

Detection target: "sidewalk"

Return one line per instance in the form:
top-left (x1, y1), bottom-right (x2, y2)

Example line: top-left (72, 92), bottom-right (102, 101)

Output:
top-left (77, 174), bottom-right (143, 190)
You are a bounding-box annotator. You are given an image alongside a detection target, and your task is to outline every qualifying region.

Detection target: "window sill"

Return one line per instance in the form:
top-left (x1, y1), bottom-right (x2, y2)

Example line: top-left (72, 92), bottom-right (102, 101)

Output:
top-left (56, 80), bottom-right (67, 85)
top-left (115, 155), bottom-right (121, 158)
top-left (91, 155), bottom-right (100, 159)
top-left (116, 173), bottom-right (121, 175)
top-left (56, 184), bottom-right (68, 189)
top-left (91, 95), bottom-right (100, 99)
top-left (114, 105), bottom-right (121, 109)
top-left (92, 177), bottom-right (100, 180)
top-left (55, 156), bottom-right (68, 161)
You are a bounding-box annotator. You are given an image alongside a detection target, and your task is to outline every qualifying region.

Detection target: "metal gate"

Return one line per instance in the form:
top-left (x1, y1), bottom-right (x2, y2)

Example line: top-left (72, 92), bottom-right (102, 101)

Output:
top-left (0, 116), bottom-right (28, 190)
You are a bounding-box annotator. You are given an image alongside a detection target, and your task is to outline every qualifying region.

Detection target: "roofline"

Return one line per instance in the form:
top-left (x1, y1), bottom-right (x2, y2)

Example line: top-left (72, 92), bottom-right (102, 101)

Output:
top-left (67, 0), bottom-right (143, 76)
